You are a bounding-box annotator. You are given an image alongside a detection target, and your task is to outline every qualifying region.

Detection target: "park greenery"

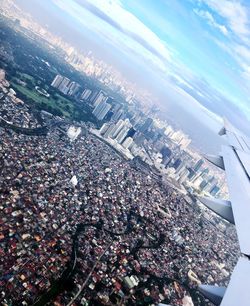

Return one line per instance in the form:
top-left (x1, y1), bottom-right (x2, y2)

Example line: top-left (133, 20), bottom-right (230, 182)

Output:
top-left (0, 17), bottom-right (120, 125)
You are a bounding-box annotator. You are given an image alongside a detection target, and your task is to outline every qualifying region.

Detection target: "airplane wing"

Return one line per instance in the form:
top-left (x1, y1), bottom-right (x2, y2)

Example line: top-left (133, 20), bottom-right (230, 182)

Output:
top-left (198, 119), bottom-right (250, 305)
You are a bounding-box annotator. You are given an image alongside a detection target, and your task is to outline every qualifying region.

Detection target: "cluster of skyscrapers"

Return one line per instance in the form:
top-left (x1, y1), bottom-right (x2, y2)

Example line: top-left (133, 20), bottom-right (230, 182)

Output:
top-left (99, 119), bottom-right (133, 148)
top-left (164, 125), bottom-right (191, 150)
top-left (167, 158), bottom-right (221, 196)
top-left (50, 74), bottom-right (223, 198)
top-left (92, 91), bottom-right (112, 121)
top-left (51, 74), bottom-right (81, 96)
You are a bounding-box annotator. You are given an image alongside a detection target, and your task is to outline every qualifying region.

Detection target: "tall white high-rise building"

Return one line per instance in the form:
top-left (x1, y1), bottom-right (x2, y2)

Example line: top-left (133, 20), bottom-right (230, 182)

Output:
top-left (165, 125), bottom-right (174, 137)
top-left (193, 175), bottom-right (204, 188)
top-left (81, 89), bottom-right (92, 100)
top-left (93, 101), bottom-right (111, 120)
top-left (115, 119), bottom-right (131, 144)
top-left (130, 143), bottom-right (140, 155)
top-left (116, 127), bottom-right (129, 144)
top-left (122, 137), bottom-right (133, 149)
top-left (68, 82), bottom-right (80, 96)
top-left (93, 101), bottom-right (104, 118)
top-left (51, 75), bottom-right (64, 88)
top-left (98, 103), bottom-right (111, 120)
top-left (179, 137), bottom-right (191, 150)
top-left (104, 123), bottom-right (116, 138)
top-left (175, 164), bottom-right (186, 175)
top-left (99, 123), bottom-right (110, 135)
top-left (111, 109), bottom-right (123, 122)
top-left (111, 119), bottom-right (125, 139)
top-left (93, 90), bottom-right (107, 107)
top-left (58, 77), bottom-right (71, 94)
top-left (170, 130), bottom-right (183, 143)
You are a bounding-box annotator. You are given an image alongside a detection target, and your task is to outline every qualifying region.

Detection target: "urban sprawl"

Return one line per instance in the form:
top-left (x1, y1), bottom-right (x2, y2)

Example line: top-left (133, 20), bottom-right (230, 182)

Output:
top-left (0, 68), bottom-right (240, 306)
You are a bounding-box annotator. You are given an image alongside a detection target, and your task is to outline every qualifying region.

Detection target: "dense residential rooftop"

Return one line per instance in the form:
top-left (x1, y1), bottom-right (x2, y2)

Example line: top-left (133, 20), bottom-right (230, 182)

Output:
top-left (0, 100), bottom-right (239, 305)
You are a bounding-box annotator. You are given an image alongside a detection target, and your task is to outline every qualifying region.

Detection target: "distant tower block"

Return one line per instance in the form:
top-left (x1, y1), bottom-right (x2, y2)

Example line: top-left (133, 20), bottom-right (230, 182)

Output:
top-left (99, 123), bottom-right (110, 135)
top-left (81, 89), bottom-right (92, 100)
top-left (92, 101), bottom-right (111, 120)
top-left (111, 119), bottom-right (125, 139)
top-left (122, 137), bottom-right (133, 149)
top-left (51, 74), bottom-right (64, 88)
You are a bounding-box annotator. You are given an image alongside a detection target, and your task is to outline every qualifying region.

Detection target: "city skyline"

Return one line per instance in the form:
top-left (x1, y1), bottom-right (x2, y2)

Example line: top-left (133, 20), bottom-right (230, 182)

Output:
top-left (13, 0), bottom-right (250, 137)
top-left (0, 2), bottom-right (246, 304)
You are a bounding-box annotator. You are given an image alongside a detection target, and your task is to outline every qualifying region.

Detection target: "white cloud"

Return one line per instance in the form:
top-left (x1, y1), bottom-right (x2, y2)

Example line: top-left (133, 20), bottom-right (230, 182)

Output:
top-left (171, 73), bottom-right (195, 90)
top-left (174, 85), bottom-right (223, 128)
top-left (201, 0), bottom-right (250, 39)
top-left (224, 45), bottom-right (250, 92)
top-left (52, 0), bottom-right (250, 122)
top-left (235, 45), bottom-right (250, 62)
top-left (197, 1), bottom-right (250, 94)
top-left (80, 0), bottom-right (171, 62)
top-left (52, 0), bottom-right (172, 73)
top-left (194, 8), bottom-right (229, 35)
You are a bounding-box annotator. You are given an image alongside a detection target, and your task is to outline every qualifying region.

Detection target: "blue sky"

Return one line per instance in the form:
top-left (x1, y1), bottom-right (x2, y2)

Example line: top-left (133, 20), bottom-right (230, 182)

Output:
top-left (126, 0), bottom-right (250, 104)
top-left (18, 0), bottom-right (250, 135)
top-left (48, 0), bottom-right (250, 130)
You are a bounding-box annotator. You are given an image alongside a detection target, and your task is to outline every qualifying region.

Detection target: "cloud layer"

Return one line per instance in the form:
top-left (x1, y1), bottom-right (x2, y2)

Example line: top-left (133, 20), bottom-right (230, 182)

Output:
top-left (50, 0), bottom-right (250, 132)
